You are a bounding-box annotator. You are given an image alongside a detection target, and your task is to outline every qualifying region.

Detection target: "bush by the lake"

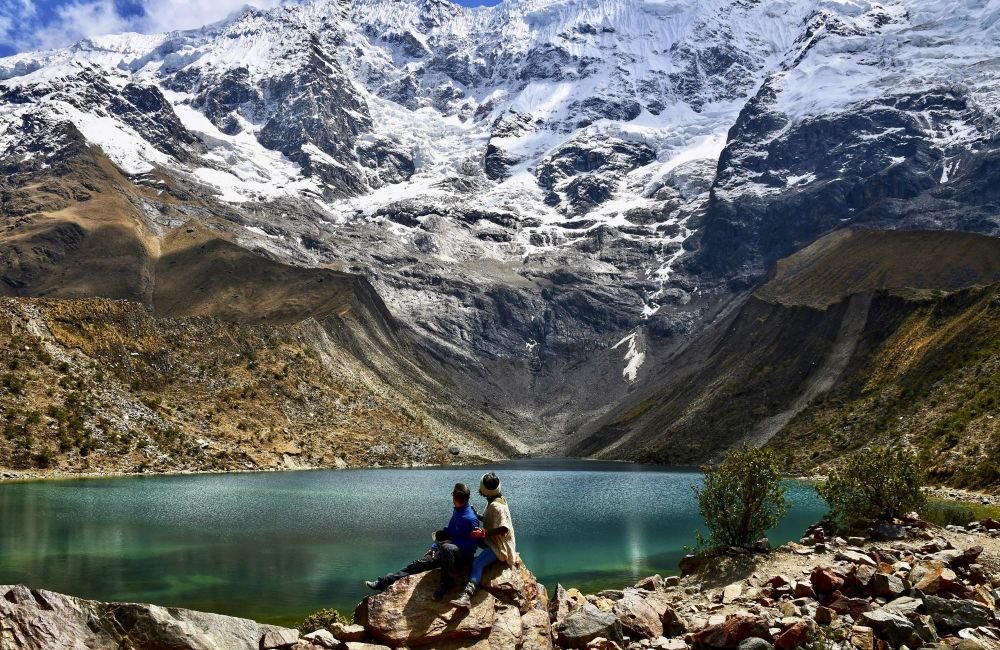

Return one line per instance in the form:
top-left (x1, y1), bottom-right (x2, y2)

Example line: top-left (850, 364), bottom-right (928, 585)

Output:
top-left (695, 444), bottom-right (789, 549)
top-left (298, 607), bottom-right (348, 634)
top-left (818, 445), bottom-right (926, 530)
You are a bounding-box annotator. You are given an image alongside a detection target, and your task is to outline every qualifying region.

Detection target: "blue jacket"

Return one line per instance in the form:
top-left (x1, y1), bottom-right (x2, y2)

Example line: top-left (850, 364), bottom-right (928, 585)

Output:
top-left (445, 504), bottom-right (481, 556)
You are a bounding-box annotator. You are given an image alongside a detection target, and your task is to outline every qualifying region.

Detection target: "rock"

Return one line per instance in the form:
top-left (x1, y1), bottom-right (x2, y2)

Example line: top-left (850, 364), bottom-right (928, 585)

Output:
top-left (358, 572), bottom-right (495, 646)
top-left (330, 623), bottom-right (366, 642)
top-left (836, 551), bottom-right (874, 567)
top-left (552, 584), bottom-right (588, 623)
top-left (860, 610), bottom-right (916, 648)
top-left (585, 637), bottom-right (624, 650)
top-left (356, 561), bottom-right (552, 649)
top-left (923, 595), bottom-right (992, 632)
top-left (343, 644), bottom-right (391, 650)
top-left (883, 596), bottom-right (923, 617)
top-left (847, 537), bottom-right (867, 546)
top-left (655, 639), bottom-right (690, 650)
top-left (810, 567), bottom-right (846, 595)
top-left (559, 604), bottom-right (624, 649)
top-left (303, 630), bottom-right (342, 649)
top-left (913, 563), bottom-right (960, 596)
top-left (636, 575), bottom-right (665, 591)
top-left (814, 606), bottom-right (835, 625)
top-left (870, 523), bottom-right (907, 541)
top-left (613, 591), bottom-right (663, 640)
top-left (661, 606), bottom-right (689, 637)
top-left (723, 584), bottom-right (743, 604)
top-left (693, 614), bottom-right (770, 649)
top-left (954, 546), bottom-right (984, 568)
top-left (774, 621), bottom-right (808, 650)
top-left (849, 625), bottom-right (875, 650)
top-left (826, 594), bottom-right (872, 619)
top-left (736, 639), bottom-right (773, 650)
top-left (521, 608), bottom-right (553, 650)
top-left (680, 554), bottom-right (709, 576)
top-left (792, 583), bottom-right (815, 599)
top-left (777, 602), bottom-right (798, 618)
top-left (870, 573), bottom-right (906, 598)
top-left (0, 584), bottom-right (292, 650)
top-left (484, 561), bottom-right (544, 614)
top-left (664, 577), bottom-right (681, 588)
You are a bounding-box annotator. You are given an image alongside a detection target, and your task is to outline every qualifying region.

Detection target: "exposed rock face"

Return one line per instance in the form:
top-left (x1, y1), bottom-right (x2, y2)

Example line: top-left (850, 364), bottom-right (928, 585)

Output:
top-left (354, 562), bottom-right (552, 649)
top-left (0, 584), bottom-right (302, 650)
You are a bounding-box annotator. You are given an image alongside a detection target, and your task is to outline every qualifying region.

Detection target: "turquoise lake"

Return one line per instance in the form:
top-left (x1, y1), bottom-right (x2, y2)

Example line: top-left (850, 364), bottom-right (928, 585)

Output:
top-left (0, 459), bottom-right (827, 625)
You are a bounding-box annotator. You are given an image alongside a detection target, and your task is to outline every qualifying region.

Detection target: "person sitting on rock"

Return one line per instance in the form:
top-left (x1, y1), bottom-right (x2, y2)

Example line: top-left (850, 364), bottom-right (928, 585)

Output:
top-left (450, 472), bottom-right (517, 610)
top-left (364, 482), bottom-right (480, 599)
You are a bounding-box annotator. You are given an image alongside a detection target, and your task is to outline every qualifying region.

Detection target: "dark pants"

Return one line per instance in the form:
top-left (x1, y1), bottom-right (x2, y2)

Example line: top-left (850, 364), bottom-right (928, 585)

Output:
top-left (376, 543), bottom-right (468, 591)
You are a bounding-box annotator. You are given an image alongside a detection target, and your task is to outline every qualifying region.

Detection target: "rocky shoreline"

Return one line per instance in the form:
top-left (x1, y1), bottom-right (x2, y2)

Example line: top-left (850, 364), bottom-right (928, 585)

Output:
top-left (7, 518), bottom-right (1000, 649)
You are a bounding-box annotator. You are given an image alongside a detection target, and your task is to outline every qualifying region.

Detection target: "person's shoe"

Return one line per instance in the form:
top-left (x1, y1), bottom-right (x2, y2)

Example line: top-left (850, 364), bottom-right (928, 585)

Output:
top-left (364, 580), bottom-right (383, 591)
top-left (449, 581), bottom-right (476, 610)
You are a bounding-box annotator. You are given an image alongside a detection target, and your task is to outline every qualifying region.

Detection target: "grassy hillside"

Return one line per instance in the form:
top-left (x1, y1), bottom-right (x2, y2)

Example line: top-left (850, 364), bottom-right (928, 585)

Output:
top-left (770, 283), bottom-right (1000, 488)
top-left (0, 297), bottom-right (513, 475)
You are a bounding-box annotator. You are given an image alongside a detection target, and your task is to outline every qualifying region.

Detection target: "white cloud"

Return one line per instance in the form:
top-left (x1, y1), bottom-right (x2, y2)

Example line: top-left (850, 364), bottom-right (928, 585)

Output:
top-left (139, 0), bottom-right (287, 33)
top-left (32, 0), bottom-right (131, 50)
top-left (0, 0), bottom-right (293, 54)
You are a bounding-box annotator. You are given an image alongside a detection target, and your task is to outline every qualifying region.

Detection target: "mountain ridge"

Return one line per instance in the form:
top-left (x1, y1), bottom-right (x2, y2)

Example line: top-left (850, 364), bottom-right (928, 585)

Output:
top-left (1, 0), bottom-right (999, 464)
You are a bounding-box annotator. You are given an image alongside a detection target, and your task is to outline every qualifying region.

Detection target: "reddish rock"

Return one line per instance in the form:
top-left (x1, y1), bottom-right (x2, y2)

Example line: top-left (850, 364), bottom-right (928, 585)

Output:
top-left (826, 593), bottom-right (872, 620)
top-left (792, 582), bottom-right (815, 599)
top-left (767, 575), bottom-right (792, 589)
top-left (775, 622), bottom-right (808, 650)
top-left (814, 606), bottom-right (835, 626)
top-left (810, 567), bottom-right (846, 595)
top-left (692, 614), bottom-right (770, 649)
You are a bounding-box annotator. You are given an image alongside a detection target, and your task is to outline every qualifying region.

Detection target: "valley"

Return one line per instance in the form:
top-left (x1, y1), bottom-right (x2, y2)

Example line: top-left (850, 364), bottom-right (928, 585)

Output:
top-left (0, 0), bottom-right (998, 485)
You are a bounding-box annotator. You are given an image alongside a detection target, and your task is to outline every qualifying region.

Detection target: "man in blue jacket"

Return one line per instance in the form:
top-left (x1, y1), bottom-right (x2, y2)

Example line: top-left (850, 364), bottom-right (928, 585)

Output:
top-left (364, 482), bottom-right (480, 599)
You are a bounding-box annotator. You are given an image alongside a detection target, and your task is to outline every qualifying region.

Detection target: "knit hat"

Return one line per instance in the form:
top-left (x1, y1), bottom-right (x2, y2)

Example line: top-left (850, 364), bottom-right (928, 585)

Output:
top-left (479, 472), bottom-right (502, 497)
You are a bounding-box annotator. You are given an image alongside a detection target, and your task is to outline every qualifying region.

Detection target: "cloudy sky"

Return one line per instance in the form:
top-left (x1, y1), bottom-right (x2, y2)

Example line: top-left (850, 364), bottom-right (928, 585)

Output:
top-left (0, 0), bottom-right (499, 56)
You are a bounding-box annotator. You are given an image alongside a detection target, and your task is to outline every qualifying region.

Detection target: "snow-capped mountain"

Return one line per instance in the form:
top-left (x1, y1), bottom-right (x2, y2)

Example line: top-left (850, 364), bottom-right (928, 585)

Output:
top-left (1, 0), bottom-right (999, 443)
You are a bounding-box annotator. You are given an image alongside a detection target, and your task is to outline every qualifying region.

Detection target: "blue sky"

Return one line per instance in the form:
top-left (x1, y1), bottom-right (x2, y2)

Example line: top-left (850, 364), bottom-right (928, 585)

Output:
top-left (0, 0), bottom-right (502, 57)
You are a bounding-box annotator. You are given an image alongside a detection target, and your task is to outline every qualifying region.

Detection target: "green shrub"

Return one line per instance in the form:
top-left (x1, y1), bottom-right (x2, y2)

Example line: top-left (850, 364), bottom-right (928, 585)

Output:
top-left (297, 608), bottom-right (348, 634)
top-left (695, 444), bottom-right (789, 548)
top-left (818, 445), bottom-right (925, 530)
top-left (923, 500), bottom-right (976, 528)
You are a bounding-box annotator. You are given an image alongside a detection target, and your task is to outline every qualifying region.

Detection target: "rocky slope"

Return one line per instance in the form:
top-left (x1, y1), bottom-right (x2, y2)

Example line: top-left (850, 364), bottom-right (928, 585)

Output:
top-left (2, 0), bottom-right (999, 448)
top-left (576, 229), bottom-right (1000, 484)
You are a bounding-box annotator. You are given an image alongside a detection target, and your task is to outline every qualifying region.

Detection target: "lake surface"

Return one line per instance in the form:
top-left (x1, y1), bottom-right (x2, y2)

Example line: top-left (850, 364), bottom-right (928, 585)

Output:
top-left (0, 459), bottom-right (827, 625)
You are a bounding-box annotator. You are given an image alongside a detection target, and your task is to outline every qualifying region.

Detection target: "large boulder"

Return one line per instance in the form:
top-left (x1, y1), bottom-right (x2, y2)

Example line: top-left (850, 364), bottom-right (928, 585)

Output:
top-left (860, 610), bottom-right (918, 648)
top-left (923, 595), bottom-right (992, 633)
top-left (612, 591), bottom-right (663, 639)
top-left (355, 563), bottom-right (552, 649)
top-left (0, 584), bottom-right (296, 650)
top-left (558, 604), bottom-right (624, 649)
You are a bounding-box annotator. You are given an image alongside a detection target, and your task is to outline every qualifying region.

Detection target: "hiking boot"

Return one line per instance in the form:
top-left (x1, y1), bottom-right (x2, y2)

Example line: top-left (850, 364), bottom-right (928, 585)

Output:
top-left (364, 580), bottom-right (383, 591)
top-left (450, 581), bottom-right (476, 610)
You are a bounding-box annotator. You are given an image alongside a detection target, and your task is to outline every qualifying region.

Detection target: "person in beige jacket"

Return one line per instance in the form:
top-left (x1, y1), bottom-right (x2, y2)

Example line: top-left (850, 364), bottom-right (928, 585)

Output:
top-left (450, 472), bottom-right (517, 610)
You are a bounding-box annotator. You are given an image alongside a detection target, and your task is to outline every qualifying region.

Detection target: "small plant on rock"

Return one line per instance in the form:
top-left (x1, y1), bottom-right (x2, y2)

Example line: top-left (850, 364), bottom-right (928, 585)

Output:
top-left (695, 444), bottom-right (789, 549)
top-left (818, 445), bottom-right (925, 531)
top-left (297, 608), bottom-right (348, 634)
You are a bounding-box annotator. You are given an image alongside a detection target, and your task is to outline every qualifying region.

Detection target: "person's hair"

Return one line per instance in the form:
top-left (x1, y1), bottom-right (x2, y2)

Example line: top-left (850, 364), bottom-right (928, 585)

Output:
top-left (452, 482), bottom-right (471, 503)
